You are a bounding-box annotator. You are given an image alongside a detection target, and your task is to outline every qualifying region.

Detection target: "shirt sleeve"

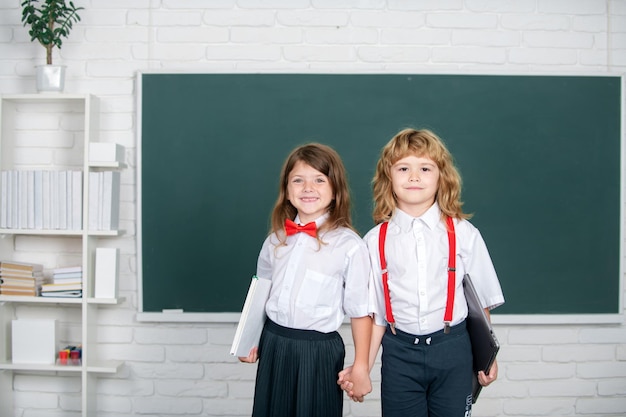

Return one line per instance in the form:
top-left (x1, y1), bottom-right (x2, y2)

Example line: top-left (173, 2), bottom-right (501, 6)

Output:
top-left (255, 235), bottom-right (274, 281)
top-left (459, 222), bottom-right (505, 310)
top-left (364, 226), bottom-right (388, 327)
top-left (342, 238), bottom-right (372, 318)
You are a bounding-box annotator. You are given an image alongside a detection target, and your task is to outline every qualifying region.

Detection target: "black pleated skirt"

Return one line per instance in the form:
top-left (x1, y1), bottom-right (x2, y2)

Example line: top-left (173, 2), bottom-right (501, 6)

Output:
top-left (252, 319), bottom-right (345, 417)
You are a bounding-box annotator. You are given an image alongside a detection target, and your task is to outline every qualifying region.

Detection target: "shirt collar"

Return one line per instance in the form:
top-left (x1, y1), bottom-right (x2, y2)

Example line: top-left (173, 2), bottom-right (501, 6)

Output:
top-left (391, 203), bottom-right (441, 231)
top-left (294, 212), bottom-right (329, 228)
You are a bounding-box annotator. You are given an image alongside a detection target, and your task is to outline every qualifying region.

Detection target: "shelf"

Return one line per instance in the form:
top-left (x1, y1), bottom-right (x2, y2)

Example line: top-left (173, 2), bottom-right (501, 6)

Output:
top-left (0, 228), bottom-right (124, 236)
top-left (0, 361), bottom-right (82, 372)
top-left (87, 297), bottom-right (126, 305)
top-left (89, 161), bottom-right (127, 169)
top-left (1, 93), bottom-right (91, 102)
top-left (0, 92), bottom-right (125, 417)
top-left (0, 296), bottom-right (125, 305)
top-left (0, 360), bottom-right (123, 374)
top-left (87, 360), bottom-right (124, 374)
top-left (0, 295), bottom-right (82, 304)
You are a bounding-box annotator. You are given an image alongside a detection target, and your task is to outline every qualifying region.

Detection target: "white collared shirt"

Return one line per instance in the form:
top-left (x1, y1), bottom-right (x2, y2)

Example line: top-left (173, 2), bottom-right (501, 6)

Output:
top-left (257, 215), bottom-right (371, 333)
top-left (364, 203), bottom-right (505, 335)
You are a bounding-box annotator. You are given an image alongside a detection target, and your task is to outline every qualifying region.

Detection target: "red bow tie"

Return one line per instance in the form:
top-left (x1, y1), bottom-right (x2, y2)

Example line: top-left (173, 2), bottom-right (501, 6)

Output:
top-left (285, 219), bottom-right (317, 237)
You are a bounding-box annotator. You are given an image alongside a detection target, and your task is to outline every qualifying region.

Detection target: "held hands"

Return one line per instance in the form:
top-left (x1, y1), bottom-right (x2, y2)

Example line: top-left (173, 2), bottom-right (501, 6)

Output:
top-left (337, 363), bottom-right (371, 402)
top-left (478, 358), bottom-right (498, 386)
top-left (238, 347), bottom-right (259, 363)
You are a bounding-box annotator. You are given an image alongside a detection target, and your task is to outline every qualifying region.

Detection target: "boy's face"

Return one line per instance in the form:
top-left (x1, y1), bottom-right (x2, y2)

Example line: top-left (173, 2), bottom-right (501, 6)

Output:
top-left (390, 154), bottom-right (439, 217)
top-left (286, 160), bottom-right (334, 224)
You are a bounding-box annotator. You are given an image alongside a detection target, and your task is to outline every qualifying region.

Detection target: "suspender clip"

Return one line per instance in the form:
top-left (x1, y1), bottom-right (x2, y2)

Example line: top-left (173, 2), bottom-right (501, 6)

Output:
top-left (443, 321), bottom-right (451, 334)
top-left (389, 322), bottom-right (397, 335)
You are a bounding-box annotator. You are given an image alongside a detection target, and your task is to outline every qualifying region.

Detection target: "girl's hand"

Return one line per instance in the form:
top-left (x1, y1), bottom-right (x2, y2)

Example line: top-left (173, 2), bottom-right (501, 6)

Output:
top-left (238, 347), bottom-right (259, 363)
top-left (337, 366), bottom-right (353, 391)
top-left (478, 359), bottom-right (498, 386)
top-left (337, 364), bottom-right (370, 402)
top-left (346, 362), bottom-right (371, 402)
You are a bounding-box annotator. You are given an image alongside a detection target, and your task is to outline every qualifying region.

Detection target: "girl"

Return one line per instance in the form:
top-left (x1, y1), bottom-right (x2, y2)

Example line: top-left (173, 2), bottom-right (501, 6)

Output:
top-left (239, 143), bottom-right (372, 417)
top-left (340, 128), bottom-right (504, 415)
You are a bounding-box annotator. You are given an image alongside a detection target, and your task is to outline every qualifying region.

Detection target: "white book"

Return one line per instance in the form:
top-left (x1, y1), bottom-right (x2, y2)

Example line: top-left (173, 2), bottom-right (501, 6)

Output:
top-left (12, 319), bottom-right (57, 364)
top-left (65, 170), bottom-right (72, 230)
top-left (88, 172), bottom-right (99, 231)
top-left (89, 143), bottom-right (125, 164)
top-left (18, 170), bottom-right (27, 229)
top-left (94, 247), bottom-right (119, 299)
top-left (58, 170), bottom-right (67, 230)
top-left (97, 171), bottom-right (104, 229)
top-left (26, 170), bottom-right (35, 229)
top-left (101, 171), bottom-right (120, 230)
top-left (230, 276), bottom-right (272, 357)
top-left (42, 170), bottom-right (51, 229)
top-left (1, 171), bottom-right (7, 228)
top-left (71, 171), bottom-right (82, 230)
top-left (34, 170), bottom-right (43, 229)
top-left (51, 171), bottom-right (59, 229)
top-left (11, 170), bottom-right (18, 228)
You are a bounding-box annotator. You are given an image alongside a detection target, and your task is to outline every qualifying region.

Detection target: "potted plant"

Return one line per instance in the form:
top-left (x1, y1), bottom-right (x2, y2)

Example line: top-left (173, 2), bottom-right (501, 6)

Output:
top-left (21, 0), bottom-right (83, 92)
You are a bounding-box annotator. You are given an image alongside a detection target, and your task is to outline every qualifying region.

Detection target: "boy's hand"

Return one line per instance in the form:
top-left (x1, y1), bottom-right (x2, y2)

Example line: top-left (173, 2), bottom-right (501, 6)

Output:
top-left (337, 364), bottom-right (370, 402)
top-left (478, 359), bottom-right (498, 386)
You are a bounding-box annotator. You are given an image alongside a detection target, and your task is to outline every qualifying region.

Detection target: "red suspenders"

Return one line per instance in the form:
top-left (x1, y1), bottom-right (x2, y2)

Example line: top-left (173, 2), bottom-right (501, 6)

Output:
top-left (379, 216), bottom-right (457, 335)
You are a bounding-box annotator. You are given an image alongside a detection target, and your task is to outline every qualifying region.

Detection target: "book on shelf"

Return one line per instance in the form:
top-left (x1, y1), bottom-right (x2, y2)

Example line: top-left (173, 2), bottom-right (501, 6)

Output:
top-left (41, 282), bottom-right (82, 292)
top-left (0, 169), bottom-right (84, 231)
top-left (0, 287), bottom-right (39, 296)
top-left (230, 276), bottom-right (272, 357)
top-left (40, 290), bottom-right (82, 298)
top-left (51, 265), bottom-right (83, 283)
top-left (53, 265), bottom-right (82, 274)
top-left (88, 171), bottom-right (99, 230)
top-left (0, 261), bottom-right (44, 272)
top-left (0, 283), bottom-right (41, 291)
top-left (1, 170), bottom-right (7, 228)
top-left (71, 171), bottom-right (83, 230)
top-left (0, 277), bottom-right (44, 286)
top-left (34, 170), bottom-right (43, 229)
top-left (0, 268), bottom-right (44, 277)
top-left (100, 171), bottom-right (121, 230)
top-left (10, 171), bottom-right (17, 228)
top-left (52, 272), bottom-right (82, 282)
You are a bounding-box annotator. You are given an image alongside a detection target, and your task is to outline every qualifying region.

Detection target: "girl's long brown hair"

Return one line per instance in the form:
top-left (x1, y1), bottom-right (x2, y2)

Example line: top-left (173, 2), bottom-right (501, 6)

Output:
top-left (270, 143), bottom-right (353, 245)
top-left (372, 128), bottom-right (471, 224)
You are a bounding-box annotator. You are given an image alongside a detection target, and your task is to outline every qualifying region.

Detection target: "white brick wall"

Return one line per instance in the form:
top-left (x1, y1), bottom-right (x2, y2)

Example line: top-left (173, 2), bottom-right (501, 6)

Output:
top-left (1, 0), bottom-right (625, 416)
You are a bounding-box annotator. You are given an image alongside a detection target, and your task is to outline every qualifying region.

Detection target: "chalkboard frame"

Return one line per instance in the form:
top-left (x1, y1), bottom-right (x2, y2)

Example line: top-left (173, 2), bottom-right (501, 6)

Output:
top-left (136, 71), bottom-right (624, 324)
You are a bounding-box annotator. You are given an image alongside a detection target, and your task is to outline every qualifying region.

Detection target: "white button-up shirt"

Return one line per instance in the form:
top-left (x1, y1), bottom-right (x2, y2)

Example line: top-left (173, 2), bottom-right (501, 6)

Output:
top-left (364, 203), bottom-right (505, 335)
top-left (257, 215), bottom-right (371, 333)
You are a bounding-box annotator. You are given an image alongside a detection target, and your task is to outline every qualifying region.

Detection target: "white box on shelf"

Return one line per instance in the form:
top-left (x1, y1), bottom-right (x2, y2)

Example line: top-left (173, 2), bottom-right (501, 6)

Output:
top-left (89, 143), bottom-right (125, 164)
top-left (94, 247), bottom-right (119, 299)
top-left (11, 319), bottom-right (58, 364)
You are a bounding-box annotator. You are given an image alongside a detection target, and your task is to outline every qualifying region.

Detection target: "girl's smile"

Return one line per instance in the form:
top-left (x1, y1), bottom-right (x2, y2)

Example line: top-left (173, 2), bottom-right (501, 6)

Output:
top-left (287, 160), bottom-right (334, 224)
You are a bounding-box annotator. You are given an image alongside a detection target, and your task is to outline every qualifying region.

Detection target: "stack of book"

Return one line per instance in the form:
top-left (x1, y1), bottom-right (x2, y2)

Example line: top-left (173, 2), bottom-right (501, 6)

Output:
top-left (0, 170), bottom-right (83, 231)
top-left (41, 266), bottom-right (83, 298)
top-left (88, 171), bottom-right (120, 231)
top-left (0, 261), bottom-right (45, 296)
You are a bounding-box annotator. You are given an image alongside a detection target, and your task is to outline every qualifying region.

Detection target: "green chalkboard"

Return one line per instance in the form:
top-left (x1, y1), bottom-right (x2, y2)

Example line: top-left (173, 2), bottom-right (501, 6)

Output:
top-left (139, 73), bottom-right (622, 316)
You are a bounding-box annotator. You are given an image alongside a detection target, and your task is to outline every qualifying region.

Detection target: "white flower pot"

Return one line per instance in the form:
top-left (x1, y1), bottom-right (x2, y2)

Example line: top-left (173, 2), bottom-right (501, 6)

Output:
top-left (36, 65), bottom-right (66, 92)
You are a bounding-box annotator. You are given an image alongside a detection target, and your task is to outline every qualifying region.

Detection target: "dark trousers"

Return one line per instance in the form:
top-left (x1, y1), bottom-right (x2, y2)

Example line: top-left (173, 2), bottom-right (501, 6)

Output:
top-left (381, 321), bottom-right (474, 417)
top-left (252, 319), bottom-right (345, 417)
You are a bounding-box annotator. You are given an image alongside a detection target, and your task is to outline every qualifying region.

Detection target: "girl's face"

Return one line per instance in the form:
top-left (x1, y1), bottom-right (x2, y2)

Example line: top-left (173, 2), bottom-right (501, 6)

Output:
top-left (390, 154), bottom-right (439, 217)
top-left (286, 160), bottom-right (335, 224)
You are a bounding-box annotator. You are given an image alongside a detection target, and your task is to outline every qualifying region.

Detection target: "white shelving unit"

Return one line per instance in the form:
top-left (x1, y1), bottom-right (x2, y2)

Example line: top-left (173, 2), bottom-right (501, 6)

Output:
top-left (0, 94), bottom-right (124, 416)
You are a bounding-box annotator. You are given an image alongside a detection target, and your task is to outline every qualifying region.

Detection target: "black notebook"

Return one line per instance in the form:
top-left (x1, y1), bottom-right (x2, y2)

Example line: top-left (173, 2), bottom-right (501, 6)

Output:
top-left (463, 274), bottom-right (500, 403)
